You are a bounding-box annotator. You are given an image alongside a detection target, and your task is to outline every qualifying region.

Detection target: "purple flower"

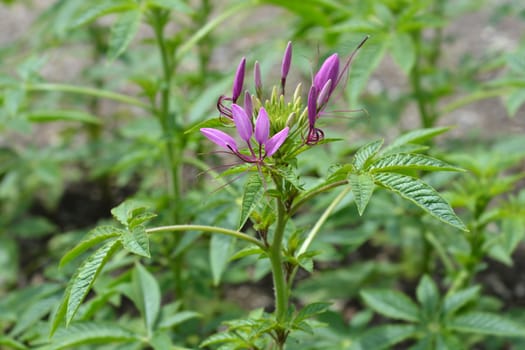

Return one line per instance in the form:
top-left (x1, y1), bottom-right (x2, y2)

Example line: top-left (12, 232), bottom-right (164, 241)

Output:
top-left (217, 57), bottom-right (247, 119)
top-left (254, 61), bottom-right (262, 99)
top-left (281, 41), bottom-right (292, 94)
top-left (313, 53), bottom-right (339, 97)
top-left (306, 85), bottom-right (324, 145)
top-left (201, 104), bottom-right (289, 163)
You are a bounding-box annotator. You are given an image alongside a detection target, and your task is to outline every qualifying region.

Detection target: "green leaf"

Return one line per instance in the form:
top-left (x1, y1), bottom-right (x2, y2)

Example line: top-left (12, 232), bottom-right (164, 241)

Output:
top-left (66, 239), bottom-right (120, 324)
top-left (260, 0), bottom-right (330, 25)
top-left (390, 32), bottom-right (415, 74)
top-left (107, 9), bottom-right (142, 61)
top-left (353, 139), bottom-right (384, 170)
top-left (360, 289), bottom-right (420, 322)
top-left (229, 246), bottom-right (265, 261)
top-left (449, 312), bottom-right (525, 337)
top-left (370, 153), bottom-right (463, 173)
top-left (416, 275), bottom-right (440, 316)
top-left (294, 302), bottom-right (331, 324)
top-left (132, 262), bottom-right (161, 336)
top-left (158, 311), bottom-right (202, 329)
top-left (443, 285), bottom-right (480, 316)
top-left (373, 172), bottom-right (468, 231)
top-left (149, 0), bottom-right (192, 13)
top-left (10, 296), bottom-right (58, 337)
top-left (121, 225), bottom-right (150, 258)
top-left (71, 0), bottom-right (136, 28)
top-left (210, 234), bottom-right (234, 286)
top-left (352, 324), bottom-right (417, 350)
top-left (0, 336), bottom-right (28, 350)
top-left (111, 199), bottom-right (150, 227)
top-left (349, 173), bottom-right (375, 215)
top-left (380, 127), bottom-right (450, 155)
top-left (505, 89), bottom-right (525, 117)
top-left (25, 110), bottom-right (101, 124)
top-left (238, 174), bottom-right (264, 230)
top-left (200, 332), bottom-right (244, 348)
top-left (48, 322), bottom-right (138, 350)
top-left (150, 330), bottom-right (173, 350)
top-left (59, 226), bottom-right (123, 268)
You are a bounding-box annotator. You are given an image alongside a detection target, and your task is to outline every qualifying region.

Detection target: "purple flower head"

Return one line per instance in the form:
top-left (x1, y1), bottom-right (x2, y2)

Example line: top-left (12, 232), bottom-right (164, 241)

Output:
top-left (280, 41), bottom-right (292, 94)
top-left (232, 57), bottom-right (246, 102)
top-left (201, 104), bottom-right (289, 164)
top-left (313, 53), bottom-right (339, 96)
top-left (306, 85), bottom-right (324, 145)
top-left (244, 91), bottom-right (253, 118)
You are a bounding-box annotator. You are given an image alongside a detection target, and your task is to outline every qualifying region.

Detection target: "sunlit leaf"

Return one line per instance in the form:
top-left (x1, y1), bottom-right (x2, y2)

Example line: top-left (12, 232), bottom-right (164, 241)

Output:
top-left (158, 311), bottom-right (202, 329)
top-left (390, 32), bottom-right (415, 74)
top-left (373, 172), bottom-right (468, 231)
top-left (380, 127), bottom-right (450, 155)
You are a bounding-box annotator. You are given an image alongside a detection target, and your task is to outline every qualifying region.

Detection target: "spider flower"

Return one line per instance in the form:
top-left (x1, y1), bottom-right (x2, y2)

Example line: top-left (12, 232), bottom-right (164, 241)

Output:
top-left (217, 57), bottom-right (246, 119)
top-left (201, 104), bottom-right (289, 164)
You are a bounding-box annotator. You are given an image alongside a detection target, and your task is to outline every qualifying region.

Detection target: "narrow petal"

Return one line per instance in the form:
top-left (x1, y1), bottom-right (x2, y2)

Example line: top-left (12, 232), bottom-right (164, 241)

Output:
top-left (232, 57), bottom-right (246, 102)
top-left (231, 104), bottom-right (253, 142)
top-left (307, 85), bottom-right (318, 127)
top-left (254, 107), bottom-right (270, 145)
top-left (265, 127), bottom-right (289, 158)
top-left (254, 61), bottom-right (262, 98)
top-left (314, 53), bottom-right (339, 94)
top-left (244, 91), bottom-right (253, 118)
top-left (281, 41), bottom-right (292, 80)
top-left (316, 79), bottom-right (332, 108)
top-left (201, 128), bottom-right (238, 152)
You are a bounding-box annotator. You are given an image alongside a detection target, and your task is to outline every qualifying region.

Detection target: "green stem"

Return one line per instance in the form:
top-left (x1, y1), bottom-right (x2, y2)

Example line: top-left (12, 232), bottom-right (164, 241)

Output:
top-left (146, 225), bottom-right (264, 248)
top-left (23, 83), bottom-right (151, 110)
top-left (269, 196), bottom-right (288, 324)
top-left (290, 180), bottom-right (348, 215)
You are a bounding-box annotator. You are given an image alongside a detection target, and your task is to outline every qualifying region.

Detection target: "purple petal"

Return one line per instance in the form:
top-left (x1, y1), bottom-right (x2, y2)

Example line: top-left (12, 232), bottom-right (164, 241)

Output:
top-left (307, 85), bottom-right (318, 127)
top-left (201, 128), bottom-right (238, 152)
top-left (254, 107), bottom-right (270, 145)
top-left (254, 61), bottom-right (262, 97)
top-left (281, 41), bottom-right (292, 80)
top-left (265, 127), bottom-right (289, 158)
top-left (244, 91), bottom-right (253, 118)
top-left (314, 53), bottom-right (339, 94)
top-left (231, 104), bottom-right (253, 142)
top-left (232, 57), bottom-right (246, 102)
top-left (316, 79), bottom-right (332, 108)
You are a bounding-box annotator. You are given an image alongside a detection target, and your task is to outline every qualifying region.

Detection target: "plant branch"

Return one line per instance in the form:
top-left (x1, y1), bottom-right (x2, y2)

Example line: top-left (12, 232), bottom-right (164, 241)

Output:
top-left (146, 225), bottom-right (264, 248)
top-left (290, 180), bottom-right (348, 215)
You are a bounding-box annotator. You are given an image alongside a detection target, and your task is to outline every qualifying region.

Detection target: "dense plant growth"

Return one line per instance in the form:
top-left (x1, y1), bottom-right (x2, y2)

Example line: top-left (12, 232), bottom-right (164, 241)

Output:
top-left (1, 0), bottom-right (524, 349)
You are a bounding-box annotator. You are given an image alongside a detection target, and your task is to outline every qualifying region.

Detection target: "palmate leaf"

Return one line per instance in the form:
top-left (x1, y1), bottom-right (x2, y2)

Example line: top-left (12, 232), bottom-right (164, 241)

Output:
top-left (238, 173), bottom-right (264, 229)
top-left (370, 153), bottom-right (463, 173)
top-left (66, 239), bottom-right (121, 325)
top-left (360, 289), bottom-right (420, 322)
top-left (449, 312), bottom-right (525, 337)
top-left (349, 173), bottom-right (374, 215)
top-left (59, 226), bottom-right (123, 268)
top-left (353, 139), bottom-right (384, 170)
top-left (107, 8), bottom-right (142, 61)
top-left (373, 172), bottom-right (468, 231)
top-left (46, 322), bottom-right (138, 350)
top-left (132, 263), bottom-right (161, 336)
top-left (351, 324), bottom-right (417, 350)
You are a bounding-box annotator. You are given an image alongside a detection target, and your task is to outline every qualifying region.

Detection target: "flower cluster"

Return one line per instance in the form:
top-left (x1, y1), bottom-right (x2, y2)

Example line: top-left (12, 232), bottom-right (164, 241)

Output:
top-left (202, 38), bottom-right (368, 165)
